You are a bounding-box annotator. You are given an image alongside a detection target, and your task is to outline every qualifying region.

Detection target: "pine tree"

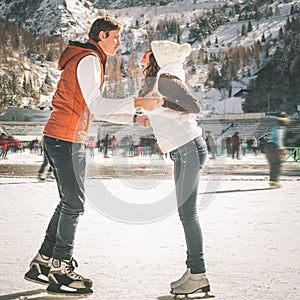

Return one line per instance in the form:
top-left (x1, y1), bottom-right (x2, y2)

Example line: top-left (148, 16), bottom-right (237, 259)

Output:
top-left (247, 20), bottom-right (253, 33)
top-left (22, 75), bottom-right (28, 93)
top-left (40, 73), bottom-right (53, 95)
top-left (186, 52), bottom-right (195, 66)
top-left (290, 4), bottom-right (295, 15)
top-left (241, 24), bottom-right (246, 36)
top-left (215, 37), bottom-right (218, 47)
top-left (252, 40), bottom-right (260, 67)
top-left (204, 54), bottom-right (209, 64)
top-left (206, 63), bottom-right (222, 88)
top-left (197, 49), bottom-right (205, 64)
top-left (285, 18), bottom-right (291, 31)
top-left (127, 56), bottom-right (138, 95)
top-left (278, 27), bottom-right (284, 40)
top-left (274, 4), bottom-right (280, 16)
top-left (44, 73), bottom-right (52, 85)
top-left (46, 50), bottom-right (54, 62)
top-left (11, 73), bottom-right (19, 95)
top-left (104, 56), bottom-right (124, 99)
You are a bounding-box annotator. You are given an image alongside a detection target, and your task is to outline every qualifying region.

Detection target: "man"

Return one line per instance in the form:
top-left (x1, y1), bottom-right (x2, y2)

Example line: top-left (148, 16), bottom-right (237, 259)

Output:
top-left (231, 131), bottom-right (241, 159)
top-left (205, 131), bottom-right (216, 159)
top-left (264, 113), bottom-right (289, 188)
top-left (24, 16), bottom-right (159, 296)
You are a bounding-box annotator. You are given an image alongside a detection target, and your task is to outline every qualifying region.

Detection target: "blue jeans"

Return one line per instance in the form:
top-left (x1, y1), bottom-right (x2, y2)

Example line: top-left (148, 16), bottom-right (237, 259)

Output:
top-left (39, 136), bottom-right (86, 260)
top-left (169, 136), bottom-right (208, 274)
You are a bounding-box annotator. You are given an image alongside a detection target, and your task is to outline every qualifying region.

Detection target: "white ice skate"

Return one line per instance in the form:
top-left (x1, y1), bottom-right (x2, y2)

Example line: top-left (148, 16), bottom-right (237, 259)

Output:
top-left (269, 181), bottom-right (282, 189)
top-left (171, 273), bottom-right (214, 299)
top-left (170, 269), bottom-right (191, 290)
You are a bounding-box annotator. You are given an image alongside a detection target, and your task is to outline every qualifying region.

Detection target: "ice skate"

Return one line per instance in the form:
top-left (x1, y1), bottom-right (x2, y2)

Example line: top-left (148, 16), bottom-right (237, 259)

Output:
top-left (171, 273), bottom-right (214, 299)
top-left (46, 258), bottom-right (93, 296)
top-left (269, 181), bottom-right (282, 189)
top-left (37, 173), bottom-right (46, 182)
top-left (24, 252), bottom-right (52, 285)
top-left (46, 171), bottom-right (55, 180)
top-left (170, 269), bottom-right (191, 290)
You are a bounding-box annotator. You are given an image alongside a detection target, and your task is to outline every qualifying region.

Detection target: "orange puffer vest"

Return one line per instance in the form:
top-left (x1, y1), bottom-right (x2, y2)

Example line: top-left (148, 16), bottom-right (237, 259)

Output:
top-left (43, 39), bottom-right (107, 143)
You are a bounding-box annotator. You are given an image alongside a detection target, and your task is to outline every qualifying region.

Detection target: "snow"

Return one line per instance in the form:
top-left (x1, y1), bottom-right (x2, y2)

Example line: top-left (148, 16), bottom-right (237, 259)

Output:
top-left (0, 0), bottom-right (297, 116)
top-left (214, 96), bottom-right (244, 114)
top-left (0, 150), bottom-right (300, 299)
top-left (1, 1), bottom-right (300, 296)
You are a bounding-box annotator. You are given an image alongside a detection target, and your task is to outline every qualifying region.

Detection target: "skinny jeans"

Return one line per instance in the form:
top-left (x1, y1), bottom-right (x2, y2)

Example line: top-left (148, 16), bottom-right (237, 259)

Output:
top-left (39, 136), bottom-right (86, 260)
top-left (169, 136), bottom-right (207, 274)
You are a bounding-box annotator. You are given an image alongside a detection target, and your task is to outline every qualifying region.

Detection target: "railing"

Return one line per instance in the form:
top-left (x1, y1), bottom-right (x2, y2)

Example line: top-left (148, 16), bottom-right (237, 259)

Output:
top-left (284, 147), bottom-right (300, 162)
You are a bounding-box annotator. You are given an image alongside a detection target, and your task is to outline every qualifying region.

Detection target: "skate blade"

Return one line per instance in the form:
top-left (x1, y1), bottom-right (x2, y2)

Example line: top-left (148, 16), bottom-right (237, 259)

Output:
top-left (173, 286), bottom-right (215, 299)
top-left (174, 292), bottom-right (215, 299)
top-left (47, 290), bottom-right (93, 297)
top-left (24, 272), bottom-right (49, 286)
top-left (47, 286), bottom-right (93, 297)
top-left (24, 276), bottom-right (48, 286)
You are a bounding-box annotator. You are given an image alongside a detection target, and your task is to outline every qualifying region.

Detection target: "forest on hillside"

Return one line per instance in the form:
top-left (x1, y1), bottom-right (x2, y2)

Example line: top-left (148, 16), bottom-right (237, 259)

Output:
top-left (0, 21), bottom-right (66, 112)
top-left (242, 15), bottom-right (300, 114)
top-left (0, 0), bottom-right (299, 115)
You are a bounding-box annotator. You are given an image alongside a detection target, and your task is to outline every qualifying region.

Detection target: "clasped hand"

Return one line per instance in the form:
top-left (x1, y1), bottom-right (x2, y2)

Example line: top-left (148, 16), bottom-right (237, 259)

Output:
top-left (136, 115), bottom-right (150, 128)
top-left (134, 96), bottom-right (164, 111)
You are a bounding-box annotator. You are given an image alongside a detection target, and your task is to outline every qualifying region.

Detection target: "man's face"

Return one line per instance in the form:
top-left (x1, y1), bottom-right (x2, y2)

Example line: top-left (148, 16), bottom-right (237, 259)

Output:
top-left (99, 29), bottom-right (121, 56)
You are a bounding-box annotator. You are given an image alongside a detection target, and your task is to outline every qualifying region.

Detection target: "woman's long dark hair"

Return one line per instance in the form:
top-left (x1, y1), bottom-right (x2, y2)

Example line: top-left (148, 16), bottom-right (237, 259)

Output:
top-left (138, 52), bottom-right (160, 97)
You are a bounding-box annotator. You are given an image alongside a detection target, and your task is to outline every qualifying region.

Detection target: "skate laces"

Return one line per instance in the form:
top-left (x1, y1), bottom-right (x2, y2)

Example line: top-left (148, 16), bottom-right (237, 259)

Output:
top-left (65, 258), bottom-right (82, 280)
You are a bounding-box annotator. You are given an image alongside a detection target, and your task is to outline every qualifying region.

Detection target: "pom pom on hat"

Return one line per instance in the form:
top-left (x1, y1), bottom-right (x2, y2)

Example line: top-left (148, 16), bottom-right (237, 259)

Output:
top-left (151, 40), bottom-right (192, 68)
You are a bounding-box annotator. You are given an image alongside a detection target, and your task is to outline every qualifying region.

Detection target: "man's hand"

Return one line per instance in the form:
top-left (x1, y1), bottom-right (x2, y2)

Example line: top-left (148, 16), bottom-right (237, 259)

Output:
top-left (136, 115), bottom-right (150, 128)
top-left (134, 97), bottom-right (163, 111)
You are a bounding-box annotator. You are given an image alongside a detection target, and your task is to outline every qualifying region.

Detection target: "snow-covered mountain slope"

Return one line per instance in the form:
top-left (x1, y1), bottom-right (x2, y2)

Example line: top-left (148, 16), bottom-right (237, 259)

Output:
top-left (0, 0), bottom-right (99, 39)
top-left (0, 0), bottom-right (299, 116)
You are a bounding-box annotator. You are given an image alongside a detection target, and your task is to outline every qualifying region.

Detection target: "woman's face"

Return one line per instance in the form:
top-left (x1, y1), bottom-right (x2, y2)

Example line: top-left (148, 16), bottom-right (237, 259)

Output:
top-left (140, 49), bottom-right (152, 66)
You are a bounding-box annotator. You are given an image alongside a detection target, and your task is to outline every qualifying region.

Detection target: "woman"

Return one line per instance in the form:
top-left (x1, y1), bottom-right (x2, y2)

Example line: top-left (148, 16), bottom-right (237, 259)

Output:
top-left (136, 41), bottom-right (211, 297)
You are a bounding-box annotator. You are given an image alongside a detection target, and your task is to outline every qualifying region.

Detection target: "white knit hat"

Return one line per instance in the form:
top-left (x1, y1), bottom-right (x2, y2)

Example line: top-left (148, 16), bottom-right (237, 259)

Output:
top-left (151, 40), bottom-right (192, 68)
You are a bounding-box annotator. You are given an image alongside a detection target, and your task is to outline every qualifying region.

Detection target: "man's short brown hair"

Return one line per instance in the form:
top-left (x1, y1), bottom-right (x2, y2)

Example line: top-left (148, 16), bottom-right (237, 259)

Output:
top-left (88, 16), bottom-right (122, 41)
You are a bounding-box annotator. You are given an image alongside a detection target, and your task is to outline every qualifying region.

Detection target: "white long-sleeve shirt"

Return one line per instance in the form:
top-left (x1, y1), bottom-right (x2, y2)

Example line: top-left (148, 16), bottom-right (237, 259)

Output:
top-left (77, 55), bottom-right (135, 124)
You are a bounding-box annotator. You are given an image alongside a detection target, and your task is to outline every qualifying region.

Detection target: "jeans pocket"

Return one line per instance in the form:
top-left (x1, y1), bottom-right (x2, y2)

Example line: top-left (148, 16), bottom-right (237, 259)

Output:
top-left (71, 143), bottom-right (85, 155)
top-left (44, 136), bottom-right (63, 149)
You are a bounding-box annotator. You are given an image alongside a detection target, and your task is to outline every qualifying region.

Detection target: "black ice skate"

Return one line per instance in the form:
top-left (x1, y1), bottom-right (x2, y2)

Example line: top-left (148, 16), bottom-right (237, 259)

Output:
top-left (46, 258), bottom-right (93, 296)
top-left (24, 252), bottom-right (52, 285)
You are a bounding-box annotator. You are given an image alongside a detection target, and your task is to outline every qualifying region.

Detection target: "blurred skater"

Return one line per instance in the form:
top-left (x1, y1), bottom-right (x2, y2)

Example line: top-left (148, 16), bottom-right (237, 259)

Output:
top-left (264, 113), bottom-right (289, 188)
